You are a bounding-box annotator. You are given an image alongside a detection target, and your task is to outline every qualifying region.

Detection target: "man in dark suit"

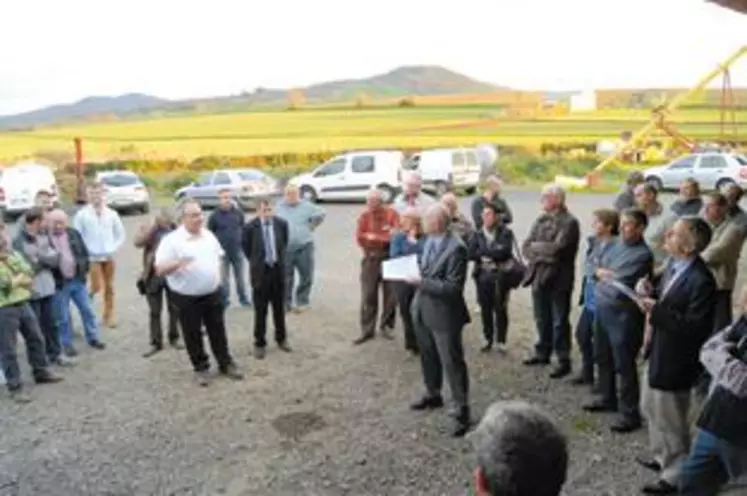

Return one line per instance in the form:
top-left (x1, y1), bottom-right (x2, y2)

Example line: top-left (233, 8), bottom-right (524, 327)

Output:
top-left (242, 198), bottom-right (291, 359)
top-left (635, 216), bottom-right (716, 495)
top-left (407, 204), bottom-right (471, 437)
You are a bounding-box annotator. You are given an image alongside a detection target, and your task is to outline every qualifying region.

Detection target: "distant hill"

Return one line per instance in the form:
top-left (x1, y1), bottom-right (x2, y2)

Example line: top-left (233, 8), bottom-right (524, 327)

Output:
top-left (0, 66), bottom-right (504, 129)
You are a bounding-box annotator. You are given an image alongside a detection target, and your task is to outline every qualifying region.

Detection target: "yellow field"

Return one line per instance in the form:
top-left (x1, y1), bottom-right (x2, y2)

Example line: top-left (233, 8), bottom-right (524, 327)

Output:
top-left (1, 105), bottom-right (744, 162)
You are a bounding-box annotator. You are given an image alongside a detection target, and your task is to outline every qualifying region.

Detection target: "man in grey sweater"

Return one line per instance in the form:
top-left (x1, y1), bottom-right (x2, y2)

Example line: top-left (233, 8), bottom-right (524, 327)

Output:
top-left (275, 185), bottom-right (326, 313)
top-left (12, 207), bottom-right (71, 366)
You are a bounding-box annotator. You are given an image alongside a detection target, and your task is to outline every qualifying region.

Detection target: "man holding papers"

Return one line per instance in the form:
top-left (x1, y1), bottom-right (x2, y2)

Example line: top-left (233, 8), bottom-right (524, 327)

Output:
top-left (584, 208), bottom-right (653, 434)
top-left (407, 204), bottom-right (471, 438)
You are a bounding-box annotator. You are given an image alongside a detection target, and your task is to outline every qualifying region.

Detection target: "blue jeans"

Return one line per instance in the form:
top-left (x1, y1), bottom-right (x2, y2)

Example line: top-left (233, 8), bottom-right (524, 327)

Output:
top-left (531, 287), bottom-right (572, 362)
top-left (57, 278), bottom-right (99, 347)
top-left (679, 429), bottom-right (747, 495)
top-left (575, 307), bottom-right (595, 381)
top-left (285, 243), bottom-right (315, 308)
top-left (0, 303), bottom-right (49, 390)
top-left (220, 250), bottom-right (250, 305)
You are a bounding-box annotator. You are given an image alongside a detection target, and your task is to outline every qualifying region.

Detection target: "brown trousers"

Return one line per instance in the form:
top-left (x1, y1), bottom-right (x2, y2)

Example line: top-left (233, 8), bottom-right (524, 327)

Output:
top-left (360, 253), bottom-right (396, 338)
top-left (89, 259), bottom-right (116, 326)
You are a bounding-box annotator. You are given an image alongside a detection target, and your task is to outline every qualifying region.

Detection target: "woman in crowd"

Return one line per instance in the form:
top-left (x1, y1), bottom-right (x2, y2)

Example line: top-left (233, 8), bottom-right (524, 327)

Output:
top-left (468, 203), bottom-right (516, 353)
top-left (389, 207), bottom-right (425, 355)
top-left (572, 208), bottom-right (619, 387)
top-left (134, 208), bottom-right (183, 357)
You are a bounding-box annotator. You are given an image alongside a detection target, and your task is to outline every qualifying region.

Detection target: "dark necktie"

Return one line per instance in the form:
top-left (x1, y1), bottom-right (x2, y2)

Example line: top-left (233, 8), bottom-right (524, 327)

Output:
top-left (263, 222), bottom-right (275, 266)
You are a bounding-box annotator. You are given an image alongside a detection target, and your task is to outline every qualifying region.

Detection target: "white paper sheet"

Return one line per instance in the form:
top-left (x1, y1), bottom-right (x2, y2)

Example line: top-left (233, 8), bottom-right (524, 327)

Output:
top-left (382, 254), bottom-right (420, 281)
top-left (604, 279), bottom-right (645, 308)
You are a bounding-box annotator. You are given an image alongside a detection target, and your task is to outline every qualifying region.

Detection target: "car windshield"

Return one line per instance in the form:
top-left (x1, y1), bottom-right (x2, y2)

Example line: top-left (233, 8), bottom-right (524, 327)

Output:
top-left (238, 170), bottom-right (267, 181)
top-left (735, 155), bottom-right (747, 166)
top-left (100, 174), bottom-right (140, 187)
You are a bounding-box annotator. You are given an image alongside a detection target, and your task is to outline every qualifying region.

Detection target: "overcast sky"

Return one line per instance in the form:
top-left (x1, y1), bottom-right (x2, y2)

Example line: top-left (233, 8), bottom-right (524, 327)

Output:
top-left (1, 0), bottom-right (745, 116)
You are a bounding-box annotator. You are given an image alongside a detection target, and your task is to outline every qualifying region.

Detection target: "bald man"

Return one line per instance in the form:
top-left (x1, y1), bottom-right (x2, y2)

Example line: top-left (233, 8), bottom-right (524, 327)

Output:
top-left (354, 190), bottom-right (399, 345)
top-left (408, 203), bottom-right (471, 437)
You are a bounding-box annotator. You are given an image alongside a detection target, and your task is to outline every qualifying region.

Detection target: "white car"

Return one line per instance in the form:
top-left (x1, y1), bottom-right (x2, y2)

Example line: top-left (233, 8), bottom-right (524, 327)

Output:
top-left (404, 147), bottom-right (481, 196)
top-left (0, 163), bottom-right (60, 221)
top-left (643, 152), bottom-right (747, 192)
top-left (289, 150), bottom-right (404, 203)
top-left (96, 171), bottom-right (151, 214)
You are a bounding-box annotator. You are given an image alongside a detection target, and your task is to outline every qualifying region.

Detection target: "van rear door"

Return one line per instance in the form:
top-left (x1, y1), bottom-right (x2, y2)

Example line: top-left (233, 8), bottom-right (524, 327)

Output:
top-left (451, 148), bottom-right (481, 189)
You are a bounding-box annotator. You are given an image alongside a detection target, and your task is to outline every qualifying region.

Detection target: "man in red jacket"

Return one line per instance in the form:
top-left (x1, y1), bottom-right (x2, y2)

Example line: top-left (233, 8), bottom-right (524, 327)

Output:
top-left (354, 189), bottom-right (399, 345)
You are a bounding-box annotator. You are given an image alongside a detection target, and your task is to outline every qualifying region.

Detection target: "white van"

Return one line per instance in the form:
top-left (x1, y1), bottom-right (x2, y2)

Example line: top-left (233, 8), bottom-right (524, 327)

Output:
top-left (404, 148), bottom-right (481, 196)
top-left (0, 163), bottom-right (60, 220)
top-left (289, 150), bottom-right (404, 203)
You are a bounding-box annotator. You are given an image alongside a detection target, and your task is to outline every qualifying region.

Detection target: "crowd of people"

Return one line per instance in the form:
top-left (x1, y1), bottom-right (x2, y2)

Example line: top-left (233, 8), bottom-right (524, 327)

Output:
top-left (3, 169), bottom-right (747, 495)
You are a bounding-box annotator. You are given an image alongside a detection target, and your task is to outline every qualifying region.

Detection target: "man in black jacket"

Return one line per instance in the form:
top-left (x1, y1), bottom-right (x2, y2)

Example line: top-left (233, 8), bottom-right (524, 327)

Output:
top-left (678, 291), bottom-right (747, 495)
top-left (470, 175), bottom-right (512, 229)
top-left (208, 189), bottom-right (251, 308)
top-left (242, 198), bottom-right (291, 359)
top-left (635, 216), bottom-right (716, 495)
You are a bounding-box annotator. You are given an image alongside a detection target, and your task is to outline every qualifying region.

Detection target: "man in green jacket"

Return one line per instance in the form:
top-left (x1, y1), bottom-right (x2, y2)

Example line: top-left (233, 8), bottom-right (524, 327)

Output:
top-left (0, 236), bottom-right (62, 403)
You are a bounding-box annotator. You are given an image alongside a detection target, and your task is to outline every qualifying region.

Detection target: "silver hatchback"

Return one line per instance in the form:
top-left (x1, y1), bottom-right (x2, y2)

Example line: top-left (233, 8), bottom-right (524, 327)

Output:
top-left (174, 168), bottom-right (281, 210)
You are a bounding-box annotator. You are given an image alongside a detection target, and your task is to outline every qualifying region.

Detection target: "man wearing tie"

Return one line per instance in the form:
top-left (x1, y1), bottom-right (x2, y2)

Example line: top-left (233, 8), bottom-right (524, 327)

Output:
top-left (408, 204), bottom-right (471, 437)
top-left (634, 217), bottom-right (716, 495)
top-left (242, 199), bottom-right (291, 359)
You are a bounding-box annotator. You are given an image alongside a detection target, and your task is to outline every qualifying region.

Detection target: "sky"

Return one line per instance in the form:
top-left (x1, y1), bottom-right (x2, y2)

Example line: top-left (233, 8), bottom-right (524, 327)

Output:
top-left (1, 0), bottom-right (746, 116)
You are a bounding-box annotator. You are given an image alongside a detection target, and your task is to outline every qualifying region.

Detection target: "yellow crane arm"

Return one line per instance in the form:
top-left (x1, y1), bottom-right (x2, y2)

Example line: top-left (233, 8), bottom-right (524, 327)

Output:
top-left (592, 45), bottom-right (747, 174)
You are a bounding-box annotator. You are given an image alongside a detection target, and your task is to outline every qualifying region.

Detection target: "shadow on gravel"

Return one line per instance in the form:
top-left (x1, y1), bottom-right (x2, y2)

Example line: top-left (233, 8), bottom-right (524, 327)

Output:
top-left (271, 411), bottom-right (327, 441)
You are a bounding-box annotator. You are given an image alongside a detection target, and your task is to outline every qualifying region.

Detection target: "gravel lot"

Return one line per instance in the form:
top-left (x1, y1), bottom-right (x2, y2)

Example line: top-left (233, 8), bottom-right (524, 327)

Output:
top-left (0, 190), bottom-right (742, 496)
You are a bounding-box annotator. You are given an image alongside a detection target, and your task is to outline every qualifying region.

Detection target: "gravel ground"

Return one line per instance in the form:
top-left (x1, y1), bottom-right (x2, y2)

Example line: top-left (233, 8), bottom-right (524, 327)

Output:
top-left (0, 190), bottom-right (743, 496)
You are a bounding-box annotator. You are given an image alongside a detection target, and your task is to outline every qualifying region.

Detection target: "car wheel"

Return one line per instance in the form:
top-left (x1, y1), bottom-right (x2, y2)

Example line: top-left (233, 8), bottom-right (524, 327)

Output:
top-left (716, 178), bottom-right (735, 192)
top-left (141, 204), bottom-right (150, 214)
top-left (646, 176), bottom-right (663, 191)
top-left (434, 181), bottom-right (450, 197)
top-left (300, 186), bottom-right (318, 203)
top-left (464, 186), bottom-right (476, 195)
top-left (377, 184), bottom-right (397, 204)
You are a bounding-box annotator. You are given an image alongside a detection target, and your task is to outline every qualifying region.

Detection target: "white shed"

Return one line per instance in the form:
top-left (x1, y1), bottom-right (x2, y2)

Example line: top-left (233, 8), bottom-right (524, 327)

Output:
top-left (570, 90), bottom-right (597, 112)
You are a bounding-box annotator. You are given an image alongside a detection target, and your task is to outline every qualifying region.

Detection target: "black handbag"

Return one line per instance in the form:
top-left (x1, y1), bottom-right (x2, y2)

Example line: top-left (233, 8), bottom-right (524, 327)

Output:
top-left (498, 236), bottom-right (527, 290)
top-left (136, 277), bottom-right (147, 295)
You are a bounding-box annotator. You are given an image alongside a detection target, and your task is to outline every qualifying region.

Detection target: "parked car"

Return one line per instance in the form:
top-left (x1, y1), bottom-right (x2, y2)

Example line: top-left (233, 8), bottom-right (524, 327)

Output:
top-left (174, 168), bottom-right (280, 210)
top-left (0, 163), bottom-right (60, 221)
top-left (288, 150), bottom-right (404, 203)
top-left (643, 152), bottom-right (747, 192)
top-left (96, 171), bottom-right (150, 214)
top-left (403, 147), bottom-right (481, 196)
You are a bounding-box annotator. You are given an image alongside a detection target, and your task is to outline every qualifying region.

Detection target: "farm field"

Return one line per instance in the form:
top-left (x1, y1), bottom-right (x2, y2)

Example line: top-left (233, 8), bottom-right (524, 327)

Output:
top-left (1, 106), bottom-right (745, 162)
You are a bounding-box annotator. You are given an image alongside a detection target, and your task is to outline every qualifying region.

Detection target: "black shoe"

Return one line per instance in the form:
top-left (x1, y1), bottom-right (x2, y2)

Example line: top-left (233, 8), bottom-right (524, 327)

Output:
top-left (523, 356), bottom-right (550, 366)
top-left (220, 363), bottom-right (244, 381)
top-left (254, 347), bottom-right (266, 359)
top-left (642, 480), bottom-right (677, 495)
top-left (277, 341), bottom-right (292, 353)
top-left (549, 362), bottom-right (572, 379)
top-left (88, 340), bottom-right (106, 350)
top-left (636, 457), bottom-right (662, 473)
top-left (610, 417), bottom-right (642, 434)
top-left (353, 334), bottom-right (374, 345)
top-left (583, 400), bottom-right (618, 413)
top-left (451, 420), bottom-right (470, 438)
top-left (34, 371), bottom-right (64, 384)
top-left (571, 374), bottom-right (593, 386)
top-left (480, 343), bottom-right (493, 353)
top-left (380, 328), bottom-right (395, 340)
top-left (142, 346), bottom-right (163, 358)
top-left (410, 396), bottom-right (444, 411)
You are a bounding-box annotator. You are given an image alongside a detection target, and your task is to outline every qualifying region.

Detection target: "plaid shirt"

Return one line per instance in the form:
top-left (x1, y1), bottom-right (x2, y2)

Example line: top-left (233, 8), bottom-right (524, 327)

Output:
top-left (0, 251), bottom-right (34, 307)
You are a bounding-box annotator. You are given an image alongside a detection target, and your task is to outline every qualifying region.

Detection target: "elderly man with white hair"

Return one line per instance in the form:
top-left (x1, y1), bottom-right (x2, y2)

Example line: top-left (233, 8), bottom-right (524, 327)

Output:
top-left (468, 401), bottom-right (568, 496)
top-left (407, 203), bottom-right (471, 437)
top-left (392, 171), bottom-right (435, 214)
top-left (521, 184), bottom-right (580, 379)
top-left (470, 174), bottom-right (512, 229)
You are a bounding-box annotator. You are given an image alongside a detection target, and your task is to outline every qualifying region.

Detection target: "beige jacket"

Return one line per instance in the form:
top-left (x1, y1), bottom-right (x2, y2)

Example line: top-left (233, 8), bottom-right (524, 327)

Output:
top-left (701, 218), bottom-right (745, 290)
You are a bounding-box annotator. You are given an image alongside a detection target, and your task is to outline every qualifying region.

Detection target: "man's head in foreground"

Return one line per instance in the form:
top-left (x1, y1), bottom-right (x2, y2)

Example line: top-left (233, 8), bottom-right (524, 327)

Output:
top-left (468, 401), bottom-right (568, 496)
